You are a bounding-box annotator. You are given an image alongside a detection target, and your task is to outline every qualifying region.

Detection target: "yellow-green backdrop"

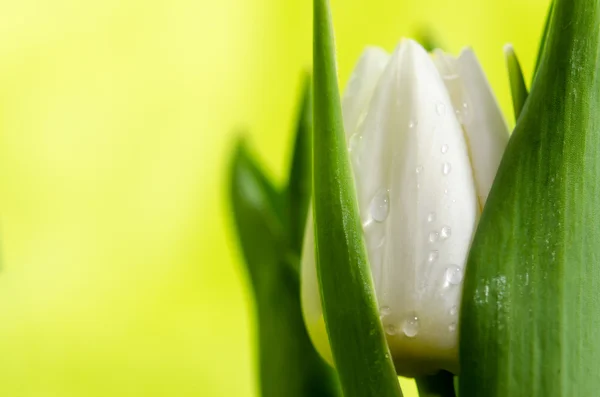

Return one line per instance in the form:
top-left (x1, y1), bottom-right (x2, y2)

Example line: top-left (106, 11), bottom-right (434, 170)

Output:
top-left (0, 0), bottom-right (548, 396)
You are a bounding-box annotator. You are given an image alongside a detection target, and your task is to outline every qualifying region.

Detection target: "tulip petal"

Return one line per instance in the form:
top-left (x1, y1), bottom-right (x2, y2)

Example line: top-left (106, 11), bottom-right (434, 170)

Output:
top-left (349, 39), bottom-right (478, 375)
top-left (301, 209), bottom-right (334, 364)
top-left (342, 47), bottom-right (390, 141)
top-left (433, 49), bottom-right (509, 207)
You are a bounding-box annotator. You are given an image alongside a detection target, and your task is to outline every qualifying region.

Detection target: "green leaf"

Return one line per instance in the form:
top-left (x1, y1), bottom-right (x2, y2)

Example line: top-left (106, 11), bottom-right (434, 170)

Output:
top-left (230, 141), bottom-right (340, 397)
top-left (532, 0), bottom-right (554, 82)
top-left (414, 27), bottom-right (442, 52)
top-left (230, 141), bottom-right (285, 288)
top-left (460, 0), bottom-right (600, 395)
top-left (504, 44), bottom-right (529, 121)
top-left (415, 372), bottom-right (456, 397)
top-left (287, 76), bottom-right (313, 258)
top-left (312, 0), bottom-right (403, 396)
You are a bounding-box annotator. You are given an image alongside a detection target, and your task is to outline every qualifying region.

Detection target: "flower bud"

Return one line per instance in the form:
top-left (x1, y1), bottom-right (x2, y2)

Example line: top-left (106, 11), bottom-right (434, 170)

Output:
top-left (302, 39), bottom-right (508, 376)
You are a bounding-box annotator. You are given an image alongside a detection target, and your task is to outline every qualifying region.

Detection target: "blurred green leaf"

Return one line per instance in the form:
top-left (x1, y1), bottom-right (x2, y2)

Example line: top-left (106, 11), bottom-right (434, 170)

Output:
top-left (287, 76), bottom-right (313, 259)
top-left (533, 0), bottom-right (554, 82)
top-left (415, 372), bottom-right (456, 397)
top-left (414, 27), bottom-right (442, 52)
top-left (230, 141), bottom-right (340, 397)
top-left (504, 44), bottom-right (528, 121)
top-left (461, 0), bottom-right (600, 395)
top-left (312, 0), bottom-right (403, 396)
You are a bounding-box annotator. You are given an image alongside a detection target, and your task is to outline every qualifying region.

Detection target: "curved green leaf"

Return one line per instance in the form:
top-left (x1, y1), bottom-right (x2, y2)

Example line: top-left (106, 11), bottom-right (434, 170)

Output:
top-left (461, 0), bottom-right (600, 395)
top-left (504, 44), bottom-right (528, 121)
top-left (312, 0), bottom-right (403, 396)
top-left (532, 0), bottom-right (554, 83)
top-left (287, 76), bottom-right (313, 258)
top-left (230, 141), bottom-right (340, 397)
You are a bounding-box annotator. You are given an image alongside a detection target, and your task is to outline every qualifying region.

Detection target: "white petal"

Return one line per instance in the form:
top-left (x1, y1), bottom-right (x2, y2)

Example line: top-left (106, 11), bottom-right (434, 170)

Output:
top-left (341, 47), bottom-right (390, 142)
top-left (433, 48), bottom-right (510, 207)
top-left (302, 40), bottom-right (481, 376)
top-left (300, 208), bottom-right (334, 365)
top-left (348, 39), bottom-right (478, 375)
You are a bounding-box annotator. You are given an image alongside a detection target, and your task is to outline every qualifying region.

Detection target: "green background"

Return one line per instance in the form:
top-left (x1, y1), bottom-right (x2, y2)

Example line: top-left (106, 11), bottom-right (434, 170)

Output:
top-left (0, 0), bottom-right (548, 395)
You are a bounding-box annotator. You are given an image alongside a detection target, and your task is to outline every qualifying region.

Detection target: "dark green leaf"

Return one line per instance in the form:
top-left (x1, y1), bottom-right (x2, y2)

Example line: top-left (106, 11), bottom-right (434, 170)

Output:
top-left (460, 0), bottom-right (600, 395)
top-left (230, 140), bottom-right (340, 397)
top-left (312, 0), bottom-right (403, 396)
top-left (504, 44), bottom-right (529, 121)
top-left (287, 76), bottom-right (313, 258)
top-left (532, 0), bottom-right (554, 83)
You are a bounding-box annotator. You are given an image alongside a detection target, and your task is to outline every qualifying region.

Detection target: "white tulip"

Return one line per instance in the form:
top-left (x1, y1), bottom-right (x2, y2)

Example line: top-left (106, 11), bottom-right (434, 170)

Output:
top-left (301, 39), bottom-right (509, 376)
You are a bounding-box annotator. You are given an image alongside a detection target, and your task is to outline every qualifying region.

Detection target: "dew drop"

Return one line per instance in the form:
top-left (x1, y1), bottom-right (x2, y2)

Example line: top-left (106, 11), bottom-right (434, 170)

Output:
top-left (402, 315), bottom-right (420, 338)
top-left (415, 165), bottom-right (424, 174)
top-left (428, 250), bottom-right (439, 263)
top-left (427, 212), bottom-right (436, 223)
top-left (440, 226), bottom-right (452, 240)
top-left (429, 231), bottom-right (439, 243)
top-left (455, 101), bottom-right (472, 125)
top-left (446, 266), bottom-right (463, 285)
top-left (436, 102), bottom-right (446, 116)
top-left (441, 144), bottom-right (449, 154)
top-left (380, 306), bottom-right (391, 316)
top-left (385, 324), bottom-right (398, 336)
top-left (442, 162), bottom-right (452, 175)
top-left (449, 323), bottom-right (457, 332)
top-left (348, 133), bottom-right (362, 153)
top-left (409, 119), bottom-right (418, 128)
top-left (370, 190), bottom-right (390, 222)
top-left (450, 306), bottom-right (458, 316)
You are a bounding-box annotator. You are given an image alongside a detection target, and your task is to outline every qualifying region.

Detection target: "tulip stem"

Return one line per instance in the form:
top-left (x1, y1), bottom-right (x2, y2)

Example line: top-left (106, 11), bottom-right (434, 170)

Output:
top-left (415, 371), bottom-right (456, 397)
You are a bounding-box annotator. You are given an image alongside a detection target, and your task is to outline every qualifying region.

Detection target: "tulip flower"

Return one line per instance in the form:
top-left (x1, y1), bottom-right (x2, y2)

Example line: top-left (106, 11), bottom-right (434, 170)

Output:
top-left (302, 38), bottom-right (509, 376)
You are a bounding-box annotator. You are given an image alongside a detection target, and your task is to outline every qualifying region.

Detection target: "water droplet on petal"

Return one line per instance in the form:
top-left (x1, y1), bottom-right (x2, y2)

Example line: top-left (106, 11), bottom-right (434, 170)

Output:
top-left (427, 212), bottom-right (436, 223)
top-left (402, 315), bottom-right (420, 338)
top-left (449, 323), bottom-right (457, 332)
top-left (428, 250), bottom-right (439, 263)
top-left (380, 306), bottom-right (391, 316)
top-left (409, 119), bottom-right (418, 128)
top-left (385, 324), bottom-right (398, 336)
top-left (429, 231), bottom-right (439, 243)
top-left (450, 306), bottom-right (458, 316)
top-left (415, 165), bottom-right (424, 174)
top-left (440, 226), bottom-right (452, 240)
top-left (348, 133), bottom-right (362, 153)
top-left (370, 190), bottom-right (390, 222)
top-left (441, 144), bottom-right (449, 154)
top-left (455, 101), bottom-right (472, 125)
top-left (442, 162), bottom-right (452, 175)
top-left (436, 102), bottom-right (446, 116)
top-left (446, 266), bottom-right (463, 285)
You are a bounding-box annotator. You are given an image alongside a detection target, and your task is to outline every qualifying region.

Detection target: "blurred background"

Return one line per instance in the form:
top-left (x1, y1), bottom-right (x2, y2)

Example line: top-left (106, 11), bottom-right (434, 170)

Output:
top-left (0, 0), bottom-right (548, 396)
